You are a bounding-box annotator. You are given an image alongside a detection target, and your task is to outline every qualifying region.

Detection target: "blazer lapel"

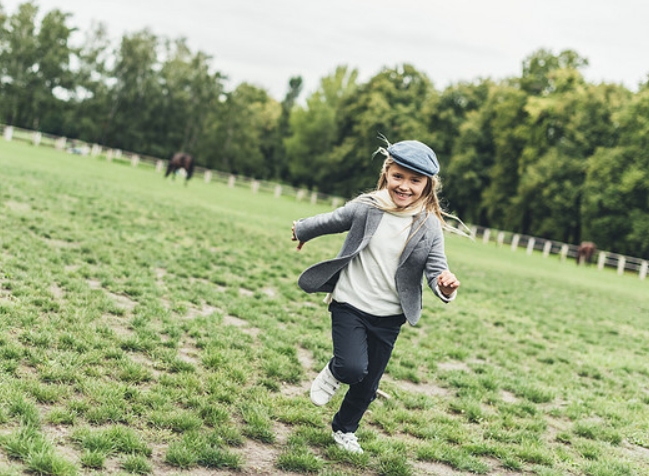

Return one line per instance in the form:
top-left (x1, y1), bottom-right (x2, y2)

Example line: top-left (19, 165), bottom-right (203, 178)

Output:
top-left (361, 207), bottom-right (383, 247)
top-left (399, 212), bottom-right (429, 265)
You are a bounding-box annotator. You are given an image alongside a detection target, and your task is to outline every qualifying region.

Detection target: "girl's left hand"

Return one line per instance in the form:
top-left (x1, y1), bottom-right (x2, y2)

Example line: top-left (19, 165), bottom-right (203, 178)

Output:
top-left (437, 270), bottom-right (460, 297)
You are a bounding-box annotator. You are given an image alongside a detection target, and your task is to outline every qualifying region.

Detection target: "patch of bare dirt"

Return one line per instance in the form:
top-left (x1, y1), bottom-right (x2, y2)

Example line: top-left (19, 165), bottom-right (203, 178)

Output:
top-left (437, 361), bottom-right (471, 372)
top-left (278, 347), bottom-right (315, 398)
top-left (412, 460), bottom-right (470, 475)
top-left (5, 200), bottom-right (31, 213)
top-left (239, 288), bottom-right (254, 297)
top-left (108, 292), bottom-right (137, 312)
top-left (381, 375), bottom-right (451, 398)
top-left (622, 441), bottom-right (649, 461)
top-left (129, 351), bottom-right (161, 378)
top-left (223, 314), bottom-right (260, 338)
top-left (49, 283), bottom-right (65, 299)
top-left (99, 313), bottom-right (133, 338)
top-left (501, 390), bottom-right (517, 403)
top-left (155, 267), bottom-right (166, 286)
top-left (233, 422), bottom-right (297, 476)
top-left (44, 425), bottom-right (80, 464)
top-left (0, 288), bottom-right (17, 303)
top-left (183, 304), bottom-right (220, 320)
top-left (176, 338), bottom-right (200, 365)
top-left (296, 347), bottom-right (315, 372)
top-left (261, 287), bottom-right (276, 298)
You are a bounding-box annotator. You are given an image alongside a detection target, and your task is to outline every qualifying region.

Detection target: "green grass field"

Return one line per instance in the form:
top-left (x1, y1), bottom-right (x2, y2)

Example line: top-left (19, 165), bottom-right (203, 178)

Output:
top-left (0, 139), bottom-right (648, 476)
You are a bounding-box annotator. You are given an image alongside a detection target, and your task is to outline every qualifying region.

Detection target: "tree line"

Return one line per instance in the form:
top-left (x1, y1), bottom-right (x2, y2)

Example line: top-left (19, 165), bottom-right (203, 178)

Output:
top-left (1, 1), bottom-right (648, 258)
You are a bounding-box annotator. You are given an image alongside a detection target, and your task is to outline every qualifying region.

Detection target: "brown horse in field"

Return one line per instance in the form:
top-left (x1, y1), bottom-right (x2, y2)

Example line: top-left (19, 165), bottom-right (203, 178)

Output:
top-left (165, 152), bottom-right (195, 183)
top-left (577, 241), bottom-right (597, 265)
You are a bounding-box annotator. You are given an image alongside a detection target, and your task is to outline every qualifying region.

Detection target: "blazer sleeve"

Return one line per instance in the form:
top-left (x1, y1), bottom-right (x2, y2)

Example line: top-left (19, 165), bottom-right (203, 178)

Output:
top-left (294, 202), bottom-right (360, 243)
top-left (424, 219), bottom-right (454, 302)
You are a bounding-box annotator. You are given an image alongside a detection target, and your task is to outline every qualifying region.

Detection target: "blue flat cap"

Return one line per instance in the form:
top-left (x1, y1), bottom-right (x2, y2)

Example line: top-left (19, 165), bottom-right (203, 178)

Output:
top-left (387, 140), bottom-right (439, 176)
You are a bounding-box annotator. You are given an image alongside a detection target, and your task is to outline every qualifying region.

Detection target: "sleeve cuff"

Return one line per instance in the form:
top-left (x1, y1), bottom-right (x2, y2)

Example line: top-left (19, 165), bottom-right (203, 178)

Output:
top-left (434, 283), bottom-right (457, 302)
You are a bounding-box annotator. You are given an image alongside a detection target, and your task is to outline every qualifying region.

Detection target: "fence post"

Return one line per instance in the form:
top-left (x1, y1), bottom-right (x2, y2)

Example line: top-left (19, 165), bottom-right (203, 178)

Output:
top-left (597, 252), bottom-right (606, 270)
top-left (560, 244), bottom-right (569, 262)
top-left (274, 185), bottom-right (282, 198)
top-left (470, 226), bottom-right (478, 239)
top-left (640, 261), bottom-right (648, 280)
top-left (91, 144), bottom-right (102, 156)
top-left (526, 238), bottom-right (535, 255)
top-left (55, 137), bottom-right (66, 150)
top-left (482, 228), bottom-right (491, 244)
top-left (131, 155), bottom-right (139, 167)
top-left (617, 256), bottom-right (626, 276)
top-left (511, 234), bottom-right (520, 251)
top-left (228, 175), bottom-right (236, 188)
top-left (311, 191), bottom-right (318, 205)
top-left (156, 160), bottom-right (164, 173)
top-left (332, 197), bottom-right (340, 208)
top-left (106, 149), bottom-right (113, 162)
top-left (204, 170), bottom-right (212, 183)
top-left (542, 240), bottom-right (552, 258)
top-left (496, 231), bottom-right (505, 247)
top-left (32, 131), bottom-right (41, 146)
top-left (296, 189), bottom-right (306, 201)
top-left (251, 180), bottom-right (260, 193)
top-left (3, 125), bottom-right (13, 141)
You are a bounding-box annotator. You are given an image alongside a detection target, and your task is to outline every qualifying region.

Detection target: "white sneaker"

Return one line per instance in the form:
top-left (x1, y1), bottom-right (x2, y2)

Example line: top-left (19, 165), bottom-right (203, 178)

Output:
top-left (310, 362), bottom-right (340, 406)
top-left (332, 431), bottom-right (363, 454)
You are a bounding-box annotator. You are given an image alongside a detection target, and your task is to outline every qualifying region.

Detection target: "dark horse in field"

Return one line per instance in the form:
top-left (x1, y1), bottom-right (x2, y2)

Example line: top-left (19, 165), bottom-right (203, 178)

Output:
top-left (165, 152), bottom-right (195, 184)
top-left (577, 241), bottom-right (597, 265)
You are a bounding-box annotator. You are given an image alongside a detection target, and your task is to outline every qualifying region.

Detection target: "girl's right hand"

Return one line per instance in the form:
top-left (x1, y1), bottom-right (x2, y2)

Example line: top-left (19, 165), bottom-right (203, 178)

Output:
top-left (292, 221), bottom-right (305, 250)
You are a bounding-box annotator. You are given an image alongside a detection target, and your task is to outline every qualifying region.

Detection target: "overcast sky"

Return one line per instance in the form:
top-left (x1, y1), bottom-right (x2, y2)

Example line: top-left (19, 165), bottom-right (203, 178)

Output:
top-left (4, 0), bottom-right (649, 99)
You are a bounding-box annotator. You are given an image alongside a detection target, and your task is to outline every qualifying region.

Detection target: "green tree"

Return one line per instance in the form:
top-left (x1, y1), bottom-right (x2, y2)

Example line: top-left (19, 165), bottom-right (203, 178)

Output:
top-left (428, 80), bottom-right (492, 163)
top-left (99, 29), bottom-right (164, 153)
top-left (582, 86), bottom-right (649, 257)
top-left (443, 79), bottom-right (527, 226)
top-left (513, 70), bottom-right (625, 241)
top-left (60, 20), bottom-right (113, 143)
top-left (324, 64), bottom-right (436, 197)
top-left (270, 76), bottom-right (303, 181)
top-left (155, 38), bottom-right (224, 158)
top-left (199, 83), bottom-right (280, 177)
top-left (285, 65), bottom-right (358, 189)
top-left (0, 1), bottom-right (75, 130)
top-left (519, 48), bottom-right (588, 96)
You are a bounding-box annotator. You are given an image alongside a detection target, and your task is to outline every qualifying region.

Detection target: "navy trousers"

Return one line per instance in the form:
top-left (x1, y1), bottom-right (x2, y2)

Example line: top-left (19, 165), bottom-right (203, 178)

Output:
top-left (327, 301), bottom-right (406, 434)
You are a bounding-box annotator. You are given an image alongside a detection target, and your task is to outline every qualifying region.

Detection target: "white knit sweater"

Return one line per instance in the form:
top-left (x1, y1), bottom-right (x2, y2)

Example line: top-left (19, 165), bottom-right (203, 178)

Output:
top-left (332, 212), bottom-right (412, 316)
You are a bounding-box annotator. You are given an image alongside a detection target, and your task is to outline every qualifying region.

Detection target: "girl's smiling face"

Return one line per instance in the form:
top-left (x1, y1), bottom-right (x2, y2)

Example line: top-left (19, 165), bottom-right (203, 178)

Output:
top-left (385, 163), bottom-right (428, 208)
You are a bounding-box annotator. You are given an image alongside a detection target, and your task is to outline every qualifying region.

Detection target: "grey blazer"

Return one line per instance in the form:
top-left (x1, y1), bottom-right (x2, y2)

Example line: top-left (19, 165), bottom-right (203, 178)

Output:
top-left (294, 201), bottom-right (452, 326)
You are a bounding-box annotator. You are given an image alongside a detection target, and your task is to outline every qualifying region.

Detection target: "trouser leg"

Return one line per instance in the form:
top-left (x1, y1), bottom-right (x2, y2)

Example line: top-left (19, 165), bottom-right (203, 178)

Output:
top-left (328, 302), bottom-right (405, 434)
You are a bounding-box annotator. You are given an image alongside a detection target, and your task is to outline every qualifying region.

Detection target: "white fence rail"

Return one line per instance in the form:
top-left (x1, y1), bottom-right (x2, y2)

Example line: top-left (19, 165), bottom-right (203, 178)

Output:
top-left (0, 124), bottom-right (345, 209)
top-left (469, 225), bottom-right (647, 281)
top-left (2, 123), bottom-right (647, 280)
